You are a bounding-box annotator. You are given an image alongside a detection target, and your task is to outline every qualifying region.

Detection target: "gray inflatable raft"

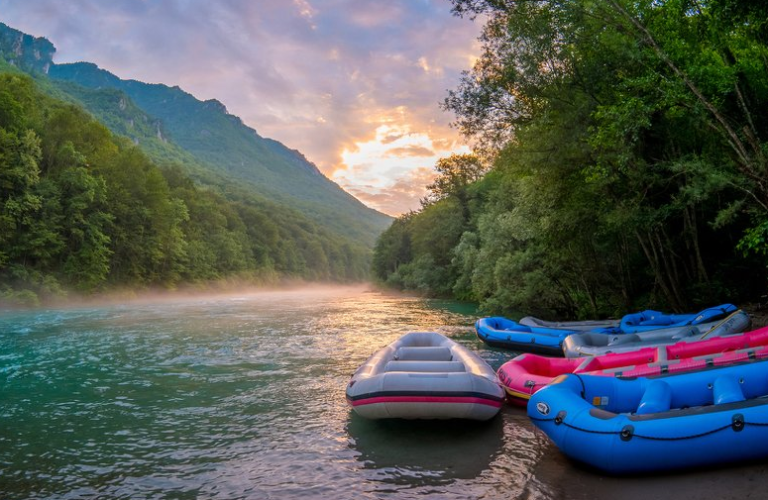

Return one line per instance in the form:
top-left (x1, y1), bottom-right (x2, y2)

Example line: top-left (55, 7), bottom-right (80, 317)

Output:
top-left (562, 309), bottom-right (752, 358)
top-left (345, 332), bottom-right (505, 420)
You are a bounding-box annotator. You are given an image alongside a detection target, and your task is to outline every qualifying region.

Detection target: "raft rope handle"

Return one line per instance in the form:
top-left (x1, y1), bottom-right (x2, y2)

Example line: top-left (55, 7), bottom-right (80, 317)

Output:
top-left (699, 309), bottom-right (744, 340)
top-left (572, 373), bottom-right (587, 400)
top-left (524, 380), bottom-right (539, 398)
top-left (529, 413), bottom-right (768, 441)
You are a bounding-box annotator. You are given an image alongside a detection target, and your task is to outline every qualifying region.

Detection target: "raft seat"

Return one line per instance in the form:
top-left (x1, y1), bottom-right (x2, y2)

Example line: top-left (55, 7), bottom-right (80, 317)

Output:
top-left (713, 375), bottom-right (745, 405)
top-left (394, 346), bottom-right (453, 361)
top-left (384, 361), bottom-right (466, 373)
top-left (636, 380), bottom-right (672, 415)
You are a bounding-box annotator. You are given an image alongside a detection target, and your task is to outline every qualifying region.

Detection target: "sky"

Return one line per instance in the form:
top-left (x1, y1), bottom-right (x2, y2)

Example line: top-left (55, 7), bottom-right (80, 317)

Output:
top-left (0, 0), bottom-right (482, 216)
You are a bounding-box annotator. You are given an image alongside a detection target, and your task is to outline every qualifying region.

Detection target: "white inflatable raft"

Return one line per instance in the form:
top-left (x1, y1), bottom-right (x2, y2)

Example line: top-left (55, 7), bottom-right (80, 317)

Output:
top-left (346, 332), bottom-right (504, 420)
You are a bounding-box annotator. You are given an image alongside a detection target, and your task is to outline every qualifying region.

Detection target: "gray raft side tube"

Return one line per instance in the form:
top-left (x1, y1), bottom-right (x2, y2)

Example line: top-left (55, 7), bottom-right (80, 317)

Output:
top-left (349, 331), bottom-right (498, 383)
top-left (562, 310), bottom-right (752, 357)
top-left (519, 316), bottom-right (620, 331)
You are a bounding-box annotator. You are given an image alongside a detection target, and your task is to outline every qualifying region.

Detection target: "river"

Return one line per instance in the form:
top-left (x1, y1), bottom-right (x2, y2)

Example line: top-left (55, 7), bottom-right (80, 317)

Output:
top-left (1, 286), bottom-right (766, 499)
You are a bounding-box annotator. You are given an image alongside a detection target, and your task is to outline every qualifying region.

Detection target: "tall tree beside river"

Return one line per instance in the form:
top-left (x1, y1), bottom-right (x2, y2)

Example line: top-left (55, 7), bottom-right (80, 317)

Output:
top-left (374, 0), bottom-right (768, 317)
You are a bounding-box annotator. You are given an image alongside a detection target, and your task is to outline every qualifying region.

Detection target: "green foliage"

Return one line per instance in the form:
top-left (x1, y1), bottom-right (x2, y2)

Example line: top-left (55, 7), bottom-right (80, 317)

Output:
top-left (47, 62), bottom-right (392, 247)
top-left (0, 71), bottom-right (373, 304)
top-left (375, 0), bottom-right (768, 316)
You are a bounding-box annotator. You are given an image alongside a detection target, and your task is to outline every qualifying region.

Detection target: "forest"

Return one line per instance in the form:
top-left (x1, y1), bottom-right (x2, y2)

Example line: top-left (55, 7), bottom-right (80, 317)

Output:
top-left (0, 71), bottom-right (371, 306)
top-left (373, 0), bottom-right (768, 318)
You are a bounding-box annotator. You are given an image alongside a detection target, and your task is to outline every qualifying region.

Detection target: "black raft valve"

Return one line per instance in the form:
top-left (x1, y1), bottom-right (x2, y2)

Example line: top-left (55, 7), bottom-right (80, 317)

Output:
top-left (620, 425), bottom-right (634, 441)
top-left (554, 410), bottom-right (566, 425)
top-left (732, 413), bottom-right (745, 432)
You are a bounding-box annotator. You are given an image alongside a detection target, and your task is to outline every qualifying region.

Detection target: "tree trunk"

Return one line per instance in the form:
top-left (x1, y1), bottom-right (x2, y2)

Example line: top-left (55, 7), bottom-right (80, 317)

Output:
top-left (635, 228), bottom-right (684, 311)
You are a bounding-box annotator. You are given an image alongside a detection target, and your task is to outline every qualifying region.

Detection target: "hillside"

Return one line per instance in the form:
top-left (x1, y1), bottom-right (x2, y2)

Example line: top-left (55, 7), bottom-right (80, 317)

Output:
top-left (0, 22), bottom-right (391, 247)
top-left (0, 22), bottom-right (391, 305)
top-left (49, 63), bottom-right (391, 246)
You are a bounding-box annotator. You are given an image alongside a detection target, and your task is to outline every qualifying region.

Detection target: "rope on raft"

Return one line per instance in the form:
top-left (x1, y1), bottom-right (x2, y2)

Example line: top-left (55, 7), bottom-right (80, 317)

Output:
top-left (529, 413), bottom-right (768, 441)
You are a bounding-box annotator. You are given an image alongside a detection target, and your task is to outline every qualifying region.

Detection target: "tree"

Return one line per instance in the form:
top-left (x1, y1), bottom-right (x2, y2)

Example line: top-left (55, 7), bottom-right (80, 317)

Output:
top-left (372, 0), bottom-right (767, 314)
top-left (422, 154), bottom-right (486, 223)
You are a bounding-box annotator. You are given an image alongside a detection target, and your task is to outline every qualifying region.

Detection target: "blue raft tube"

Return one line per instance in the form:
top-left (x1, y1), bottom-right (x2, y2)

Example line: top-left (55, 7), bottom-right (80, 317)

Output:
top-left (528, 358), bottom-right (768, 474)
top-left (474, 317), bottom-right (576, 356)
top-left (593, 303), bottom-right (740, 335)
top-left (476, 304), bottom-right (740, 355)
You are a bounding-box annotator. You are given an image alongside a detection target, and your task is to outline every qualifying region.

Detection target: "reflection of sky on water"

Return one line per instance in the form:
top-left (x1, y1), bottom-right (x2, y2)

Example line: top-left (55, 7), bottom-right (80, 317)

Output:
top-left (347, 415), bottom-right (505, 486)
top-left (11, 286), bottom-right (725, 499)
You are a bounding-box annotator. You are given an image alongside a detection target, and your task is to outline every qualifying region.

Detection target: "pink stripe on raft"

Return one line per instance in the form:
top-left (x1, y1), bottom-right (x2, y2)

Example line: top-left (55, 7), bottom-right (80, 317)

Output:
top-left (350, 396), bottom-right (503, 408)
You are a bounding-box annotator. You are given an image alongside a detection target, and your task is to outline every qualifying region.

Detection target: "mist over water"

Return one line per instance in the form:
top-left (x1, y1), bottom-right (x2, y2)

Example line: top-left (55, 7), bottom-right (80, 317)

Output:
top-left (2, 287), bottom-right (768, 499)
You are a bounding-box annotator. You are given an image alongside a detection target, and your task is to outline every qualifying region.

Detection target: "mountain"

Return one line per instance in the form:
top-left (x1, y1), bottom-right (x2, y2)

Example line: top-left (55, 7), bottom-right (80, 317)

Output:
top-left (0, 23), bottom-right (391, 304)
top-left (0, 22), bottom-right (391, 247)
top-left (0, 22), bottom-right (54, 73)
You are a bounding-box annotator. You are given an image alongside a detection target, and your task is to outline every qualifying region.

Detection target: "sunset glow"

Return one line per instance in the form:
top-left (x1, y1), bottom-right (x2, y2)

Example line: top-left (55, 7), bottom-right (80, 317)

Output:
top-left (0, 0), bottom-right (482, 216)
top-left (335, 123), bottom-right (470, 215)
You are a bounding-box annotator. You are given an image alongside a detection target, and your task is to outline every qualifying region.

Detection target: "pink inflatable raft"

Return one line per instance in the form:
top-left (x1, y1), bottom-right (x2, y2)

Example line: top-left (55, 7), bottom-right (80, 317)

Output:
top-left (498, 325), bottom-right (768, 406)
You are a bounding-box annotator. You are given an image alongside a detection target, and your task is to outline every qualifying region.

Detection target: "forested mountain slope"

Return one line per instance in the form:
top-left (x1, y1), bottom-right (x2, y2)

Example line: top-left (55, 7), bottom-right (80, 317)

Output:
top-left (0, 22), bottom-right (391, 247)
top-left (48, 62), bottom-right (391, 246)
top-left (0, 23), bottom-right (385, 305)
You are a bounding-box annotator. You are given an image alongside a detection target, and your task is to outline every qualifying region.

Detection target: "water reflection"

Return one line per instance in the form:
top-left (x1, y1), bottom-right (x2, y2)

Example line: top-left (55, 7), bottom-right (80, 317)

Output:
top-left (347, 413), bottom-right (505, 486)
top-left (10, 287), bottom-right (764, 499)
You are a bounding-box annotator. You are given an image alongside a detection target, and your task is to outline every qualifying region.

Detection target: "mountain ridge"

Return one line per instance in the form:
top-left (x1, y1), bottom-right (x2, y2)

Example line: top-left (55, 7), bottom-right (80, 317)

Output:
top-left (48, 61), bottom-right (392, 244)
top-left (0, 22), bottom-right (391, 247)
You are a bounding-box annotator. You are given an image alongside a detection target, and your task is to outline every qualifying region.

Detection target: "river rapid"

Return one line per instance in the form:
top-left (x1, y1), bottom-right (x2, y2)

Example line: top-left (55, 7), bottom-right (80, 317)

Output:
top-left (1, 286), bottom-right (766, 499)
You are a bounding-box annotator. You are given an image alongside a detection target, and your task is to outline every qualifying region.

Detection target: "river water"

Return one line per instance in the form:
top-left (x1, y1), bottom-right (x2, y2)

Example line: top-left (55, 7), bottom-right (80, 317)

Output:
top-left (1, 286), bottom-right (767, 499)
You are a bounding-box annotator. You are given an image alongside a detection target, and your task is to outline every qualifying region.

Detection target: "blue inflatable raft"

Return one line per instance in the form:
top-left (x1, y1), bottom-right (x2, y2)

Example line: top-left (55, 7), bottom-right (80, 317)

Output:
top-left (528, 359), bottom-right (768, 474)
top-left (474, 317), bottom-right (574, 355)
top-left (476, 304), bottom-right (740, 355)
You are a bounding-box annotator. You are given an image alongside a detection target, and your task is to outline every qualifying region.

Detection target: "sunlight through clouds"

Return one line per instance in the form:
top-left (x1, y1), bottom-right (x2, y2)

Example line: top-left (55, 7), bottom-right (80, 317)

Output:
top-left (334, 124), bottom-right (470, 215)
top-left (0, 0), bottom-right (482, 216)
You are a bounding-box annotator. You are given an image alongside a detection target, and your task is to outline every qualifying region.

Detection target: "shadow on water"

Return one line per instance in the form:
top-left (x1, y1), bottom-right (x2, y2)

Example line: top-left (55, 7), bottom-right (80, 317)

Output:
top-left (346, 412), bottom-right (505, 486)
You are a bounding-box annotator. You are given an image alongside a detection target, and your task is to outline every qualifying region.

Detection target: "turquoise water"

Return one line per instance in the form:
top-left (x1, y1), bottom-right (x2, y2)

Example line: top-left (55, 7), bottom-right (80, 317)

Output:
top-left (1, 287), bottom-right (766, 499)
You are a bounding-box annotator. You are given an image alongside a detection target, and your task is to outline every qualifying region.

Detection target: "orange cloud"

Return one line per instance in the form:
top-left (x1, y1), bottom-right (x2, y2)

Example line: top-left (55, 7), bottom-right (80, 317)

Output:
top-left (343, 167), bottom-right (437, 216)
top-left (386, 146), bottom-right (434, 158)
top-left (333, 123), bottom-right (470, 215)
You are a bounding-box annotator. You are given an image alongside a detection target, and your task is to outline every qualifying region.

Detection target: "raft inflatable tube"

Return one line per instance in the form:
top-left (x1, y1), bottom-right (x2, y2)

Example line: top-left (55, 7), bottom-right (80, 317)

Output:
top-left (518, 316), bottom-right (620, 331)
top-left (499, 324), bottom-right (768, 406)
top-left (528, 358), bottom-right (768, 474)
top-left (609, 303), bottom-right (738, 334)
top-left (562, 309), bottom-right (751, 357)
top-left (519, 304), bottom-right (737, 334)
top-left (474, 317), bottom-right (576, 356)
top-left (478, 305), bottom-right (743, 355)
top-left (346, 332), bottom-right (505, 420)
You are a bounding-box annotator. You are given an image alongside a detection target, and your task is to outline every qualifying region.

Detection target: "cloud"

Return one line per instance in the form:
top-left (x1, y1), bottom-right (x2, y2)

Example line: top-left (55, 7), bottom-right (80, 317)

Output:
top-left (0, 0), bottom-right (481, 212)
top-left (385, 146), bottom-right (435, 158)
top-left (332, 123), bottom-right (470, 215)
top-left (343, 167), bottom-right (438, 216)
